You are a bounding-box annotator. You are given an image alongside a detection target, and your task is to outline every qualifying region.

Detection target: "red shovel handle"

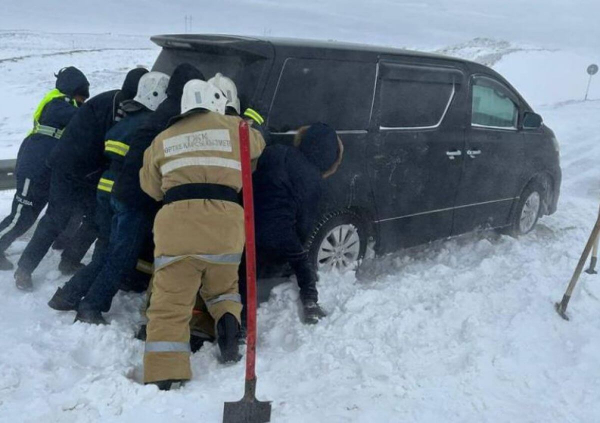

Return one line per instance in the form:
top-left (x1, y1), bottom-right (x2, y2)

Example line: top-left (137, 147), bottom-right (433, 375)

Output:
top-left (239, 120), bottom-right (257, 381)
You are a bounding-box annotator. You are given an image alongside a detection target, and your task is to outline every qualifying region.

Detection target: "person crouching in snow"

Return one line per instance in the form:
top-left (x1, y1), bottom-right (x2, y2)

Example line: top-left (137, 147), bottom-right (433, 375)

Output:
top-left (251, 122), bottom-right (344, 324)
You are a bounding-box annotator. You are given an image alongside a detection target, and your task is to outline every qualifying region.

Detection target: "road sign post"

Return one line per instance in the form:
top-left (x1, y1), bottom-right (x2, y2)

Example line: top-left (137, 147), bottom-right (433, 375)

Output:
top-left (585, 64), bottom-right (598, 101)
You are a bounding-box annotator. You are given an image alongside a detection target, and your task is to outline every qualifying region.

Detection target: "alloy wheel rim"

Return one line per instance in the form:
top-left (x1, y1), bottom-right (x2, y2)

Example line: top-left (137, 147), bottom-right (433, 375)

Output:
top-left (519, 191), bottom-right (541, 233)
top-left (317, 224), bottom-right (361, 272)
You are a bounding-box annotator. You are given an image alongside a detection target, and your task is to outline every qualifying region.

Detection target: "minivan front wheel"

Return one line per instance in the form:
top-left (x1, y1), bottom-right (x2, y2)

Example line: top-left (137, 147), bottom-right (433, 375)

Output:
top-left (306, 211), bottom-right (367, 273)
top-left (509, 182), bottom-right (544, 236)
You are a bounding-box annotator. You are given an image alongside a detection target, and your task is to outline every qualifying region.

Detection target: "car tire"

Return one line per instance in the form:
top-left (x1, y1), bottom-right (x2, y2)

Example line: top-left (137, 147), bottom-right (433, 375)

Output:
top-left (305, 211), bottom-right (367, 273)
top-left (508, 180), bottom-right (544, 237)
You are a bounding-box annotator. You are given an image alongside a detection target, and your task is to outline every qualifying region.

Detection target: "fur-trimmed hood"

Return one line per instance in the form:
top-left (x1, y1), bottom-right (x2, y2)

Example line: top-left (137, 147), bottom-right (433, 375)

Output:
top-left (294, 123), bottom-right (344, 178)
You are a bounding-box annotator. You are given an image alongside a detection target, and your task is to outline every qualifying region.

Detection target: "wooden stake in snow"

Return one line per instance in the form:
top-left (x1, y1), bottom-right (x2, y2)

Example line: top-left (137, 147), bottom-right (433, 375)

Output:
top-left (556, 206), bottom-right (600, 320)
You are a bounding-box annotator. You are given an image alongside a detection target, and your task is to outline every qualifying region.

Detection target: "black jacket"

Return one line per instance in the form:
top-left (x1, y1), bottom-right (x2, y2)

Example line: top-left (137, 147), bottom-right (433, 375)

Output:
top-left (16, 97), bottom-right (78, 179)
top-left (113, 63), bottom-right (204, 212)
top-left (253, 123), bottom-right (341, 254)
top-left (253, 144), bottom-right (324, 254)
top-left (48, 68), bottom-right (148, 184)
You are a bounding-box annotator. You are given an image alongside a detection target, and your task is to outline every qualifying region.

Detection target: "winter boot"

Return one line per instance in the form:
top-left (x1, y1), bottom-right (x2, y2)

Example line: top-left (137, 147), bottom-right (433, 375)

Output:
top-left (302, 300), bottom-right (327, 325)
top-left (190, 330), bottom-right (215, 353)
top-left (217, 313), bottom-right (242, 363)
top-left (14, 268), bottom-right (33, 292)
top-left (74, 309), bottom-right (107, 325)
top-left (0, 253), bottom-right (14, 271)
top-left (48, 287), bottom-right (80, 311)
top-left (146, 379), bottom-right (184, 391)
top-left (59, 260), bottom-right (85, 276)
top-left (135, 324), bottom-right (147, 341)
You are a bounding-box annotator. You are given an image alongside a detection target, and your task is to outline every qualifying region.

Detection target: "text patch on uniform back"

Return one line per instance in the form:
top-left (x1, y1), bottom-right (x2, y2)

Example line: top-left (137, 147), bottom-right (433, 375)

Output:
top-left (163, 129), bottom-right (232, 157)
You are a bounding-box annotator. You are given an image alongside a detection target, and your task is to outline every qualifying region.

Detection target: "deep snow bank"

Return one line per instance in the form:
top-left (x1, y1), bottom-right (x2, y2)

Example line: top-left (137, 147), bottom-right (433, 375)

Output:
top-left (0, 33), bottom-right (600, 421)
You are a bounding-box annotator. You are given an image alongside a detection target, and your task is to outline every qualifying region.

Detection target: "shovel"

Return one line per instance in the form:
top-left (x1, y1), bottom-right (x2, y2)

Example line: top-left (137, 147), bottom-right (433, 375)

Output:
top-left (555, 206), bottom-right (600, 320)
top-left (223, 121), bottom-right (272, 423)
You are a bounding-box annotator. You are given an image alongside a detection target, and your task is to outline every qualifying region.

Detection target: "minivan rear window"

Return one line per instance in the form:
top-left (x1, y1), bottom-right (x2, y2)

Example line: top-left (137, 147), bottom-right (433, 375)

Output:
top-left (379, 63), bottom-right (460, 129)
top-left (268, 58), bottom-right (376, 132)
top-left (152, 48), bottom-right (269, 111)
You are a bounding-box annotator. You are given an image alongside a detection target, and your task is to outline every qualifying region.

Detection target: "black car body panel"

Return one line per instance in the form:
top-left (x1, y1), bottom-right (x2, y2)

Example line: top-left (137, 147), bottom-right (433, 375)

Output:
top-left (151, 34), bottom-right (561, 258)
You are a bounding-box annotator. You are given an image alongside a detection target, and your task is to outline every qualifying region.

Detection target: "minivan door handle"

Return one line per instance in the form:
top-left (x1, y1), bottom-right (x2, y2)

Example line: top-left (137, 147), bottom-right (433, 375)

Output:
top-left (467, 149), bottom-right (481, 159)
top-left (446, 150), bottom-right (462, 160)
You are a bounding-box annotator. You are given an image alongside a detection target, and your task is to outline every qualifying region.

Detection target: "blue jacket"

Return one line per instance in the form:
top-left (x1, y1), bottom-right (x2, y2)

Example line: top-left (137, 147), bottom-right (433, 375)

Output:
top-left (97, 105), bottom-right (152, 197)
top-left (16, 96), bottom-right (78, 179)
top-left (113, 63), bottom-right (204, 213)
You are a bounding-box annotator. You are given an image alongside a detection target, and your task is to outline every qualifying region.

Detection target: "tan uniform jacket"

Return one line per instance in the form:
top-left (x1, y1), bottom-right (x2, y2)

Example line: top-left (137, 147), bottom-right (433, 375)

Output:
top-left (140, 111), bottom-right (265, 260)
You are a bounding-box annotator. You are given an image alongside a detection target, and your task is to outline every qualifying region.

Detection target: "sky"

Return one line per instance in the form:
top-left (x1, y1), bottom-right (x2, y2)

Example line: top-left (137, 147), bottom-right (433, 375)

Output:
top-left (2, 0), bottom-right (600, 52)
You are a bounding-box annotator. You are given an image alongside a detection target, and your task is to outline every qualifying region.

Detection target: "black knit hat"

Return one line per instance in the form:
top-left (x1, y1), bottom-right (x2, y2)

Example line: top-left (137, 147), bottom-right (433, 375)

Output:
top-left (55, 66), bottom-right (90, 98)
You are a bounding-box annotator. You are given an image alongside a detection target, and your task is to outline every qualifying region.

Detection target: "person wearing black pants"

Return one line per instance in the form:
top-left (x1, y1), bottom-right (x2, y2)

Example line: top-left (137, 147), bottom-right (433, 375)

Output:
top-left (14, 68), bottom-right (148, 289)
top-left (0, 176), bottom-right (50, 260)
top-left (250, 123), bottom-right (343, 324)
top-left (16, 171), bottom-right (96, 282)
top-left (0, 67), bottom-right (90, 276)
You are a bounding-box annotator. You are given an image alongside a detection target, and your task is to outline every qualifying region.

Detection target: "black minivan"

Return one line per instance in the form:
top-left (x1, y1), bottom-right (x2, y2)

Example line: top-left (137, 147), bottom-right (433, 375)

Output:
top-left (151, 34), bottom-right (561, 273)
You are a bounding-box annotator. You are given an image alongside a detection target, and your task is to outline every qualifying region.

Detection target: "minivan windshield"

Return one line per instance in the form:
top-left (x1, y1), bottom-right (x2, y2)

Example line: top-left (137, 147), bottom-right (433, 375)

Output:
top-left (152, 47), bottom-right (270, 111)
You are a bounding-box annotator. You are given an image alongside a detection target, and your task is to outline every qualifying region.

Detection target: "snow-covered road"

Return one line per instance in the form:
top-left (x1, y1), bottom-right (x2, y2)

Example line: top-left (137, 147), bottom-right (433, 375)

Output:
top-left (1, 32), bottom-right (600, 423)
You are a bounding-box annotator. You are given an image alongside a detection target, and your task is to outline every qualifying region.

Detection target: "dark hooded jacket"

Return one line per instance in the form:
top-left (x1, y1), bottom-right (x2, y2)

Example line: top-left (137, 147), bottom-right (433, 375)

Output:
top-left (112, 63), bottom-right (205, 212)
top-left (48, 68), bottom-right (148, 185)
top-left (253, 123), bottom-right (342, 253)
top-left (16, 67), bottom-right (89, 179)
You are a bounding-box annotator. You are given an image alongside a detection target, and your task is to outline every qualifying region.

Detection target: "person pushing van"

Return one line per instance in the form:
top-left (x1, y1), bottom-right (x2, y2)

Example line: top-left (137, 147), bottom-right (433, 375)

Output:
top-left (140, 79), bottom-right (265, 390)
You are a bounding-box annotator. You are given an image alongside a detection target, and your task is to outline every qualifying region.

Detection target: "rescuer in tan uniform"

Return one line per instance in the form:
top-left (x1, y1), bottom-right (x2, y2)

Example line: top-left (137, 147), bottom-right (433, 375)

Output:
top-left (140, 79), bottom-right (265, 390)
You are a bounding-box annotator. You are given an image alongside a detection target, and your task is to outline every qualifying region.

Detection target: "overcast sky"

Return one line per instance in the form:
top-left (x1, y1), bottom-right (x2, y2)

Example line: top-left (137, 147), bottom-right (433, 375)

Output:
top-left (2, 0), bottom-right (600, 51)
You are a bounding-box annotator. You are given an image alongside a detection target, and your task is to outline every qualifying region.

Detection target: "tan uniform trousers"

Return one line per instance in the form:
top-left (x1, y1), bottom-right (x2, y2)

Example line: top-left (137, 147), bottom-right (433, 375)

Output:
top-left (144, 278), bottom-right (216, 339)
top-left (143, 256), bottom-right (242, 383)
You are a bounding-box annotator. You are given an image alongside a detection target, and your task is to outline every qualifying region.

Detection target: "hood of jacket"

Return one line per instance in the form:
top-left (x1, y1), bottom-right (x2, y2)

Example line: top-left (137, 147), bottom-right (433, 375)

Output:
top-left (294, 122), bottom-right (344, 177)
top-left (165, 63), bottom-right (205, 100)
top-left (120, 67), bottom-right (149, 100)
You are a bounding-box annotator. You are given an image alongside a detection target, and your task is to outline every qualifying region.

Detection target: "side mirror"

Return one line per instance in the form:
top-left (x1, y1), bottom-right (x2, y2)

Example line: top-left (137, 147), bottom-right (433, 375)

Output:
top-left (523, 112), bottom-right (543, 130)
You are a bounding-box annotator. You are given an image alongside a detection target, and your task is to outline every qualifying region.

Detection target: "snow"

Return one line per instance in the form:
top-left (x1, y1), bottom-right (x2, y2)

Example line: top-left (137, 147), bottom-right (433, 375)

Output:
top-left (2, 3), bottom-right (600, 422)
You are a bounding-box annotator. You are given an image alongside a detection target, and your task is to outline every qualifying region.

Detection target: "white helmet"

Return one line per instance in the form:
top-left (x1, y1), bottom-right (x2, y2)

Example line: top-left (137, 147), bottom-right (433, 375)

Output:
top-left (181, 79), bottom-right (227, 115)
top-left (208, 73), bottom-right (240, 114)
top-left (133, 71), bottom-right (170, 111)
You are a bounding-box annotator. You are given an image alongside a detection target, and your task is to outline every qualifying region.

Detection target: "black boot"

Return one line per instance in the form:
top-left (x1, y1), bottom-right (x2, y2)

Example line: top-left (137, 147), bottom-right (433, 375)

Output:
top-left (135, 324), bottom-right (147, 341)
top-left (146, 379), bottom-right (184, 391)
top-left (217, 313), bottom-right (242, 363)
top-left (190, 330), bottom-right (214, 353)
top-left (302, 300), bottom-right (326, 324)
top-left (48, 287), bottom-right (80, 311)
top-left (59, 260), bottom-right (85, 276)
top-left (0, 253), bottom-right (14, 271)
top-left (74, 309), bottom-right (107, 325)
top-left (14, 268), bottom-right (33, 292)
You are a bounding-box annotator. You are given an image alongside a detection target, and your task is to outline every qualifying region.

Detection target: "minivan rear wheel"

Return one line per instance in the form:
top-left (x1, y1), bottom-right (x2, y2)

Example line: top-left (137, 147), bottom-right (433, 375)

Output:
top-left (509, 181), bottom-right (544, 237)
top-left (306, 211), bottom-right (367, 273)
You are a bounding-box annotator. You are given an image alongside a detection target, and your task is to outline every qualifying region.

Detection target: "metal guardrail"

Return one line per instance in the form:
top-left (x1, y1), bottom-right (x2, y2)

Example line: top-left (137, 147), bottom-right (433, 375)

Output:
top-left (0, 160), bottom-right (17, 191)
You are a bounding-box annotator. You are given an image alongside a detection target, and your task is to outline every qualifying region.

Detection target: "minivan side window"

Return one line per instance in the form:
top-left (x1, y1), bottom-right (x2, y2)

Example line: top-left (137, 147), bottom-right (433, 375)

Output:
top-left (472, 77), bottom-right (519, 129)
top-left (268, 58), bottom-right (376, 132)
top-left (379, 63), bottom-right (460, 130)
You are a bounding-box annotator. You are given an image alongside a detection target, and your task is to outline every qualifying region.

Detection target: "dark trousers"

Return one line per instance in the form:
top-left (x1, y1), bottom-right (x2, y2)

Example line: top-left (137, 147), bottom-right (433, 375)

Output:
top-left (63, 197), bottom-right (153, 313)
top-left (60, 210), bottom-right (98, 264)
top-left (239, 247), bottom-right (319, 323)
top-left (18, 170), bottom-right (96, 274)
top-left (0, 175), bottom-right (50, 254)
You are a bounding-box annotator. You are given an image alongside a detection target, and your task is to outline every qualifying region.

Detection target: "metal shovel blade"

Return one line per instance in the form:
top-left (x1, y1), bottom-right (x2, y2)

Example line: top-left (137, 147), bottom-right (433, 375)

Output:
top-left (223, 379), bottom-right (271, 423)
top-left (223, 398), bottom-right (272, 423)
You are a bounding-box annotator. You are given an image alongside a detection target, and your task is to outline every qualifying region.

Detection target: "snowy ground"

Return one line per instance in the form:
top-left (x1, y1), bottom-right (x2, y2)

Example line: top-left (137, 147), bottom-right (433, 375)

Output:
top-left (1, 21), bottom-right (600, 423)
